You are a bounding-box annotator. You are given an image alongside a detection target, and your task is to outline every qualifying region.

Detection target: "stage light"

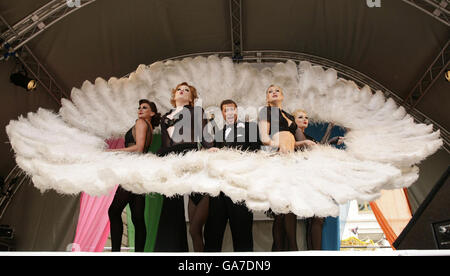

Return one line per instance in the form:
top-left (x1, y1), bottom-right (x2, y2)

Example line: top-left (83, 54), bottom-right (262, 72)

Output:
top-left (0, 225), bottom-right (14, 251)
top-left (445, 70), bottom-right (450, 82)
top-left (10, 72), bottom-right (37, 91)
top-left (0, 225), bottom-right (13, 239)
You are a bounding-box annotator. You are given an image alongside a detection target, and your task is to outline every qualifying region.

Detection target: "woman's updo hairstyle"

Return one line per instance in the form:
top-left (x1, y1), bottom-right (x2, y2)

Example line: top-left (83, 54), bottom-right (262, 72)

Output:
top-left (139, 99), bottom-right (161, 127)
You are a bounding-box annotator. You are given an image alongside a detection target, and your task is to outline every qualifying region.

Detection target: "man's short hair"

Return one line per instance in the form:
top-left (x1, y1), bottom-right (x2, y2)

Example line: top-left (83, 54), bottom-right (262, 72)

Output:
top-left (220, 99), bottom-right (237, 110)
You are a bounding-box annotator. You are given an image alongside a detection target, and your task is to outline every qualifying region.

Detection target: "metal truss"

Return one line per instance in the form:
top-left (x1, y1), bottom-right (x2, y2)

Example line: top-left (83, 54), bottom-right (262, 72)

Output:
top-left (0, 0), bottom-right (96, 52)
top-left (404, 39), bottom-right (449, 109)
top-left (229, 0), bottom-right (243, 61)
top-left (402, 0), bottom-right (450, 26)
top-left (0, 165), bottom-right (30, 221)
top-left (0, 14), bottom-right (69, 105)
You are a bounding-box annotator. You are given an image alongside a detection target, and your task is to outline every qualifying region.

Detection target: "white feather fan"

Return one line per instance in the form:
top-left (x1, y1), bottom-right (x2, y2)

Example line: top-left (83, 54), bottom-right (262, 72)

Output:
top-left (5, 56), bottom-right (442, 217)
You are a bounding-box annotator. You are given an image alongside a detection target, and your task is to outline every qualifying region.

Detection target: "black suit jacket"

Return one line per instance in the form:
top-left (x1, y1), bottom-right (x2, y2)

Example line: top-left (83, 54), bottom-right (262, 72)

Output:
top-left (214, 121), bottom-right (261, 151)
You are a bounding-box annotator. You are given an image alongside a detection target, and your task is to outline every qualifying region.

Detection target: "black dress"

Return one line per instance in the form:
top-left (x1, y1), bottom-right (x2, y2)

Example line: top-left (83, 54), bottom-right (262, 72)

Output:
top-left (257, 108), bottom-right (308, 219)
top-left (108, 119), bottom-right (152, 252)
top-left (258, 106), bottom-right (297, 138)
top-left (124, 120), bottom-right (153, 149)
top-left (153, 105), bottom-right (213, 252)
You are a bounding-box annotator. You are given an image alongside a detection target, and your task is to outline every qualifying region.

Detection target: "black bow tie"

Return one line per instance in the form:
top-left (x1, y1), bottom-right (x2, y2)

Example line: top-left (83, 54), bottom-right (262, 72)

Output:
top-left (164, 114), bottom-right (183, 127)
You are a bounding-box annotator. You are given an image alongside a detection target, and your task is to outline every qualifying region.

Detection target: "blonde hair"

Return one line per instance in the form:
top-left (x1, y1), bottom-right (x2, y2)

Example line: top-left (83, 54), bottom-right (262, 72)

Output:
top-left (293, 109), bottom-right (308, 118)
top-left (266, 84), bottom-right (283, 94)
top-left (266, 85), bottom-right (284, 106)
top-left (170, 82), bottom-right (198, 107)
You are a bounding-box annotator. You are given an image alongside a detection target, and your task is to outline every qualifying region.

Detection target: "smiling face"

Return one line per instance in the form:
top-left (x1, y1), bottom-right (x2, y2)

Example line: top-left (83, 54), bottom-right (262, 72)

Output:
top-left (138, 102), bottom-right (155, 120)
top-left (221, 103), bottom-right (238, 125)
top-left (266, 85), bottom-right (284, 105)
top-left (294, 110), bottom-right (309, 129)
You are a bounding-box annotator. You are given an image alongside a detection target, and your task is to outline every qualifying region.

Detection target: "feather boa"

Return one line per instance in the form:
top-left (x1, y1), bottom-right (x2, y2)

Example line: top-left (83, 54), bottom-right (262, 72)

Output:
top-left (6, 56), bottom-right (442, 217)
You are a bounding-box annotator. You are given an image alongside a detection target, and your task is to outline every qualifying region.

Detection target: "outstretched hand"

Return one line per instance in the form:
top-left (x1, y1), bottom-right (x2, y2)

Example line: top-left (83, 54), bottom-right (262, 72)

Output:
top-left (303, 140), bottom-right (317, 147)
top-left (295, 140), bottom-right (316, 149)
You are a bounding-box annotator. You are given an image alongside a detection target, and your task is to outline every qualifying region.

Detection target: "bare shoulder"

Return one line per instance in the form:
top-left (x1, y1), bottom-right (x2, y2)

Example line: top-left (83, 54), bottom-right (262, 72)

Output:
top-left (135, 118), bottom-right (149, 129)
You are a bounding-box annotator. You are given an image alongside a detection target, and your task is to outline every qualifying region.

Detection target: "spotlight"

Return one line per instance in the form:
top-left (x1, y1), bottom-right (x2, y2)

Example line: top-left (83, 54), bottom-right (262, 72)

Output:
top-left (0, 225), bottom-right (13, 239)
top-left (0, 225), bottom-right (15, 251)
top-left (445, 70), bottom-right (450, 82)
top-left (10, 72), bottom-right (37, 91)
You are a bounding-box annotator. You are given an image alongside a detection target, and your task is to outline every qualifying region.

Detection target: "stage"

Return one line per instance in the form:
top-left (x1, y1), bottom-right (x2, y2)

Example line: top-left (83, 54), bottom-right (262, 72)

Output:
top-left (1, 250), bottom-right (449, 256)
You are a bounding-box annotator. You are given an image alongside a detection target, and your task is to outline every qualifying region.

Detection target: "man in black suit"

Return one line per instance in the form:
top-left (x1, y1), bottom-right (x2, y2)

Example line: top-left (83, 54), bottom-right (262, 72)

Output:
top-left (203, 99), bottom-right (260, 252)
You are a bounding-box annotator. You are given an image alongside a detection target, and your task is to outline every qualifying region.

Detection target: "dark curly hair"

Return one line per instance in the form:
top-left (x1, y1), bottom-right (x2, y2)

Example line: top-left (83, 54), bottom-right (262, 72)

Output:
top-left (139, 99), bottom-right (161, 127)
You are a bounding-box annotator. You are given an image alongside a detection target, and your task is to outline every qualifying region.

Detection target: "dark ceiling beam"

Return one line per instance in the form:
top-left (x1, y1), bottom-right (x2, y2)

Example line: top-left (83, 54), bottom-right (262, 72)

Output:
top-left (403, 39), bottom-right (449, 109)
top-left (229, 0), bottom-right (243, 61)
top-left (0, 0), bottom-right (96, 52)
top-left (402, 0), bottom-right (450, 26)
top-left (0, 1), bottom-right (447, 55)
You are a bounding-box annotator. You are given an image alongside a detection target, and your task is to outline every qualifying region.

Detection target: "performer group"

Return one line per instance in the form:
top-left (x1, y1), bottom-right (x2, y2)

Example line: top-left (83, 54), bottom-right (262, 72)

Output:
top-left (107, 82), bottom-right (343, 252)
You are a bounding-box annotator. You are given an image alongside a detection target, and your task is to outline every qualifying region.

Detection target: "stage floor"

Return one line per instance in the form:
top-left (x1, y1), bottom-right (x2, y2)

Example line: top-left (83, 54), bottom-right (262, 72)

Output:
top-left (1, 250), bottom-right (450, 256)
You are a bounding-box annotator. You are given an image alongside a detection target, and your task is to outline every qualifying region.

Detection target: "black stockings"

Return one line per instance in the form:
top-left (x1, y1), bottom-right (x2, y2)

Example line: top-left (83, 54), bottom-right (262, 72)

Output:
top-left (306, 217), bottom-right (324, 250)
top-left (108, 186), bottom-right (147, 252)
top-left (188, 195), bottom-right (210, 252)
top-left (272, 213), bottom-right (298, 251)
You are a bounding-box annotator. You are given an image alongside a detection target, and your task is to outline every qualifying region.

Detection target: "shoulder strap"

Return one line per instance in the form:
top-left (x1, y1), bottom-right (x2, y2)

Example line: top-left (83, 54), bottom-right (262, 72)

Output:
top-left (143, 119), bottom-right (153, 151)
top-left (134, 119), bottom-right (153, 152)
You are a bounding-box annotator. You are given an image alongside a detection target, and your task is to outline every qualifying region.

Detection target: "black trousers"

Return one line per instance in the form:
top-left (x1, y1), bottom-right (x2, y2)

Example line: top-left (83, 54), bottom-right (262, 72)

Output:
top-left (154, 143), bottom-right (196, 252)
top-left (204, 192), bottom-right (253, 252)
top-left (153, 195), bottom-right (188, 252)
top-left (108, 186), bottom-right (146, 252)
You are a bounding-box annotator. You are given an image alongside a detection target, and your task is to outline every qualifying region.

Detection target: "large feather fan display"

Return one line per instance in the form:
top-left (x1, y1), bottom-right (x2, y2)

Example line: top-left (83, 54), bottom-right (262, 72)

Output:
top-left (6, 56), bottom-right (442, 218)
